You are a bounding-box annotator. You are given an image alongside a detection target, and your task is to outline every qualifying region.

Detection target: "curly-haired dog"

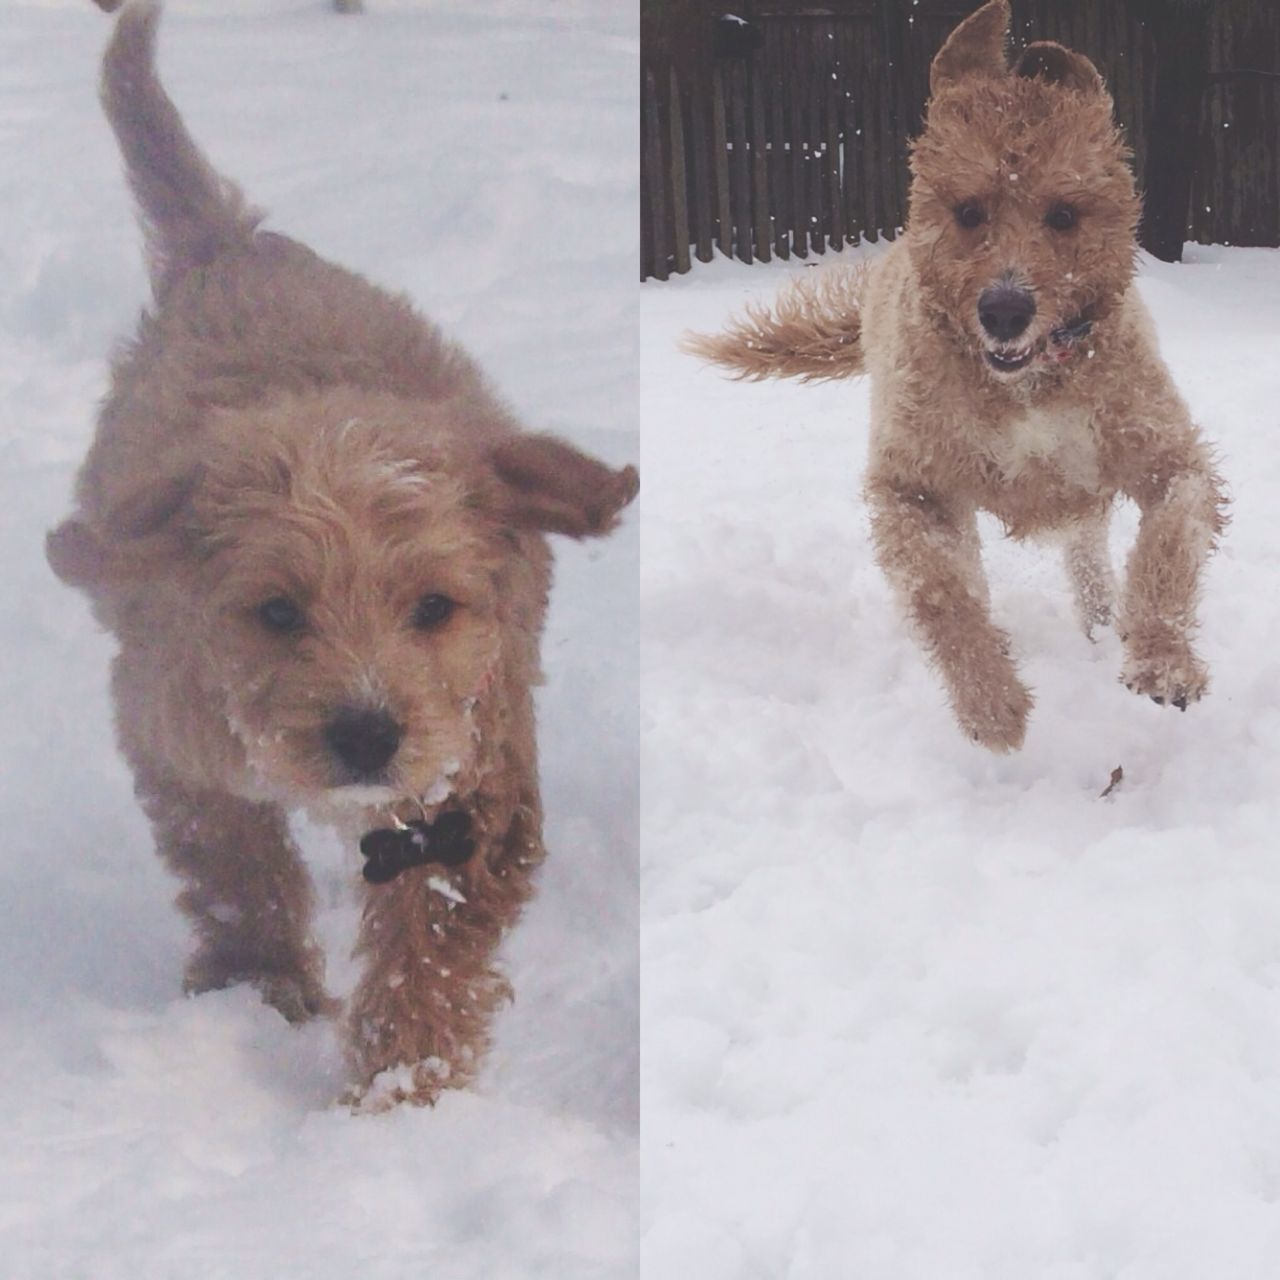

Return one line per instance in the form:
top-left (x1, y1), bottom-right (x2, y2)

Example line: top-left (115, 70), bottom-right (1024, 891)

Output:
top-left (687, 0), bottom-right (1226, 752)
top-left (46, 2), bottom-right (637, 1108)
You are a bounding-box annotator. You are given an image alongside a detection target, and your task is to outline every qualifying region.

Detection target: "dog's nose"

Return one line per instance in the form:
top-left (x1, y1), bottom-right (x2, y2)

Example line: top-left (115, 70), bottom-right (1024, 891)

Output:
top-left (325, 708), bottom-right (403, 778)
top-left (978, 286), bottom-right (1036, 341)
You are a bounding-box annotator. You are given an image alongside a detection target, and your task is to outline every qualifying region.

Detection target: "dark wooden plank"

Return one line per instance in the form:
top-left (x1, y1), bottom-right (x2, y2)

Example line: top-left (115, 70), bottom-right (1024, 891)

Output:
top-left (688, 76), bottom-right (715, 263)
top-left (749, 51), bottom-right (773, 262)
top-left (667, 65), bottom-right (692, 274)
top-left (823, 21), bottom-right (846, 249)
top-left (804, 25), bottom-right (825, 252)
top-left (711, 63), bottom-right (732, 259)
top-left (838, 17), bottom-right (862, 244)
top-left (765, 21), bottom-right (792, 259)
top-left (641, 66), bottom-right (668, 281)
top-left (787, 19), bottom-right (810, 257)
top-left (727, 59), bottom-right (754, 262)
top-left (860, 7), bottom-right (881, 243)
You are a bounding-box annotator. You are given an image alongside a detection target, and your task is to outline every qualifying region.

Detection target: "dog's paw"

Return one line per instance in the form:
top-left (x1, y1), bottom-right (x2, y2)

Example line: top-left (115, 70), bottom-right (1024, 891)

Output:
top-left (342, 1059), bottom-right (453, 1113)
top-left (1121, 646), bottom-right (1208, 711)
top-left (184, 960), bottom-right (338, 1025)
top-left (951, 659), bottom-right (1034, 753)
top-left (251, 973), bottom-right (341, 1025)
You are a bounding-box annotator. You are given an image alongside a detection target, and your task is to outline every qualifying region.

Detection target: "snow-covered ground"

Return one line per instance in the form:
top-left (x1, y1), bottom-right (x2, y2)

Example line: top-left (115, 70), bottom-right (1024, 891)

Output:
top-left (642, 244), bottom-right (1280, 1278)
top-left (0, 2), bottom-right (636, 1276)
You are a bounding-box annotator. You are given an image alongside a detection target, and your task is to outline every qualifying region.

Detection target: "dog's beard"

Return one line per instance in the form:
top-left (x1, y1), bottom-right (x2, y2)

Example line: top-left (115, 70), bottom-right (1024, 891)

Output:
top-left (322, 782), bottom-right (399, 808)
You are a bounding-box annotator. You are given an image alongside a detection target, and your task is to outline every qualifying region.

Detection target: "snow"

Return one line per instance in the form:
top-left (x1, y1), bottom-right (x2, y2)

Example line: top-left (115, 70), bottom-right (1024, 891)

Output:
top-left (0, 2), bottom-right (636, 1276)
top-left (642, 243), bottom-right (1280, 1277)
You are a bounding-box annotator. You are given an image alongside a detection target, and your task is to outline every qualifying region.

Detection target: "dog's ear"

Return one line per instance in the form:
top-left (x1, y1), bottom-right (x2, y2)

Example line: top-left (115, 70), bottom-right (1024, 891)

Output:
top-left (47, 467), bottom-right (202, 589)
top-left (1014, 42), bottom-right (1106, 97)
top-left (930, 0), bottom-right (1010, 95)
top-left (487, 434), bottom-right (638, 539)
top-left (45, 517), bottom-right (168, 589)
top-left (47, 519), bottom-right (116, 590)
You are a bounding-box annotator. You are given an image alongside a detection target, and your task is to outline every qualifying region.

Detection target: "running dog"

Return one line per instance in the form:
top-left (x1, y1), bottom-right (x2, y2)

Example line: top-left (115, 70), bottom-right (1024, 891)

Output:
top-left (48, 1), bottom-right (637, 1108)
top-left (687, 0), bottom-right (1226, 752)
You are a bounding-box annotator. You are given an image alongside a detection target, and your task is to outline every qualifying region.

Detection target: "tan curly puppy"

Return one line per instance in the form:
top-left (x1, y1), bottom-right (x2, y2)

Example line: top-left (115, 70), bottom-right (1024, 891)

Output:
top-left (687, 0), bottom-right (1226, 753)
top-left (47, 2), bottom-right (637, 1109)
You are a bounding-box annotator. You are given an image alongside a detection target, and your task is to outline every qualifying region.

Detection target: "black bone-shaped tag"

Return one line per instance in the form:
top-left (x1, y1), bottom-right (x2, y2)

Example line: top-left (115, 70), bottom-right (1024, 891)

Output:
top-left (359, 810), bottom-right (474, 885)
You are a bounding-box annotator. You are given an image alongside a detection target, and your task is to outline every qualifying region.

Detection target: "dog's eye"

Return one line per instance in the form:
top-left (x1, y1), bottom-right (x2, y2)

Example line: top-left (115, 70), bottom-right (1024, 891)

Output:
top-left (413, 594), bottom-right (456, 630)
top-left (257, 596), bottom-right (305, 634)
top-left (1046, 203), bottom-right (1078, 232)
top-left (954, 202), bottom-right (985, 230)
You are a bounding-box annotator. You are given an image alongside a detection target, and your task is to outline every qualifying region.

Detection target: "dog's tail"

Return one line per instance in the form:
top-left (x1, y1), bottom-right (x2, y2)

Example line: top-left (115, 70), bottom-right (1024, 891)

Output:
top-left (100, 1), bottom-right (261, 292)
top-left (680, 263), bottom-right (867, 382)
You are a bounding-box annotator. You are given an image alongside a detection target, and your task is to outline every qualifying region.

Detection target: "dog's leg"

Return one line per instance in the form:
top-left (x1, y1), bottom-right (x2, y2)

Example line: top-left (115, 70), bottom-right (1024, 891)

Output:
top-left (1063, 508), bottom-right (1116, 639)
top-left (133, 766), bottom-right (332, 1023)
top-left (346, 805), bottom-right (541, 1110)
top-left (867, 480), bottom-right (1032, 751)
top-left (1120, 463), bottom-right (1226, 709)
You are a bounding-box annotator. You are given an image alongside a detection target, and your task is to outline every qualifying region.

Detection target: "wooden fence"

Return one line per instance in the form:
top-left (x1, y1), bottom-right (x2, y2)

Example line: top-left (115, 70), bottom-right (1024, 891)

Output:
top-left (640, 0), bottom-right (1280, 280)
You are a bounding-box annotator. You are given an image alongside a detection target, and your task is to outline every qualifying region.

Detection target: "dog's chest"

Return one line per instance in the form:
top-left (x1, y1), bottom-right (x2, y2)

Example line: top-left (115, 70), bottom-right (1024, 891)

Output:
top-left (983, 405), bottom-right (1099, 485)
top-left (976, 404), bottom-right (1105, 533)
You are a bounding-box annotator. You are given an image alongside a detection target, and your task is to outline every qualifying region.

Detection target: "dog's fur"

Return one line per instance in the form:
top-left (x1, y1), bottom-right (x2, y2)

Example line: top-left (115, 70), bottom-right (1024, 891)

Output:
top-left (47, 2), bottom-right (637, 1108)
top-left (686, 0), bottom-right (1226, 752)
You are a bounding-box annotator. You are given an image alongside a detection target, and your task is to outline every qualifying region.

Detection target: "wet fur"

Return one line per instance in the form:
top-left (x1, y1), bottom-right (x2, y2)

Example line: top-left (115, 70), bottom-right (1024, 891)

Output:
top-left (686, 0), bottom-right (1226, 751)
top-left (48, 1), bottom-right (637, 1108)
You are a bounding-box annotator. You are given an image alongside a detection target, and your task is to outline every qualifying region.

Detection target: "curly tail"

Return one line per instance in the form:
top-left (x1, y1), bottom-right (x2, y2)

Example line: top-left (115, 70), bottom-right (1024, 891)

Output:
top-left (100, 1), bottom-right (262, 294)
top-left (680, 264), bottom-right (867, 382)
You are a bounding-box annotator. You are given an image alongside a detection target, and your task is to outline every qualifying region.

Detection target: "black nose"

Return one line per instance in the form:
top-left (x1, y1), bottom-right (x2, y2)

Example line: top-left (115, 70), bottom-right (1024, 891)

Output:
top-left (978, 286), bottom-right (1036, 341)
top-left (324, 708), bottom-right (402, 779)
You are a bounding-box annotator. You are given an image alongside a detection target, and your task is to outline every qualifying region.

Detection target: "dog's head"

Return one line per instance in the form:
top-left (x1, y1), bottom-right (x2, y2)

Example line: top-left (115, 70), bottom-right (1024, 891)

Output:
top-left (48, 388), bottom-right (637, 811)
top-left (907, 0), bottom-right (1139, 383)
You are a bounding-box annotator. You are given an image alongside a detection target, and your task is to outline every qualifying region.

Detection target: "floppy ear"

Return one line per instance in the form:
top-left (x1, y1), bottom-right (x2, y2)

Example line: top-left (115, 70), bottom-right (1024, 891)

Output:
top-left (47, 518), bottom-right (117, 590)
top-left (488, 434), bottom-right (639, 539)
top-left (930, 0), bottom-right (1010, 95)
top-left (46, 466), bottom-right (202, 590)
top-left (1014, 41), bottom-right (1106, 97)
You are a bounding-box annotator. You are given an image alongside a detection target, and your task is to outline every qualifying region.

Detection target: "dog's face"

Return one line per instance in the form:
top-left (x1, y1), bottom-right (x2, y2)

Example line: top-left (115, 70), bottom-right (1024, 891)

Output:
top-left (190, 401), bottom-right (508, 809)
top-left (48, 389), bottom-right (637, 812)
top-left (907, 0), bottom-right (1139, 383)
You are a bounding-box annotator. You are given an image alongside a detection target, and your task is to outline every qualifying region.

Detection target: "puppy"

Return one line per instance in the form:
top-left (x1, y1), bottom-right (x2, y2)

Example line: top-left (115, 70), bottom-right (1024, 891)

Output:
top-left (47, 2), bottom-right (637, 1108)
top-left (687, 0), bottom-right (1226, 753)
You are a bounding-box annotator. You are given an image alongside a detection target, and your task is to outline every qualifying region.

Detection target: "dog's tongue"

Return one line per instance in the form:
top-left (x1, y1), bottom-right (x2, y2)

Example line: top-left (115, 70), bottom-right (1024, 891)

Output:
top-left (359, 810), bottom-right (474, 884)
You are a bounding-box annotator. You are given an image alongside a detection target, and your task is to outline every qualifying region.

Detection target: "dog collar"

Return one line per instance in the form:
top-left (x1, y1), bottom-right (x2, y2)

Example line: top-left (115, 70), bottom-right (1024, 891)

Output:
top-left (359, 810), bottom-right (474, 884)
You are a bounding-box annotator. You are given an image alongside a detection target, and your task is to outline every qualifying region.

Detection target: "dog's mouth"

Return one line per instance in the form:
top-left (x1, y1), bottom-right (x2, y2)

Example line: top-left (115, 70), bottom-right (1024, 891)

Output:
top-left (982, 312), bottom-right (1095, 376)
top-left (984, 344), bottom-right (1035, 374)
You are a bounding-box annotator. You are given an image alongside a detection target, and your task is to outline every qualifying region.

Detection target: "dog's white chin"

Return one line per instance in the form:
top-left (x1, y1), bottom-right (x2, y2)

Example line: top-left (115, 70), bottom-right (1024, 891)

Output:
top-left (324, 783), bottom-right (398, 808)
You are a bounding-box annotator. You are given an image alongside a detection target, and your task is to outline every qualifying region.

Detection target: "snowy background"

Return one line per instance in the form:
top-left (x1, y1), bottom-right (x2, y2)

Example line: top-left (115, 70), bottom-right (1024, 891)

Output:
top-left (643, 244), bottom-right (1280, 1278)
top-left (0, 2), bottom-right (636, 1276)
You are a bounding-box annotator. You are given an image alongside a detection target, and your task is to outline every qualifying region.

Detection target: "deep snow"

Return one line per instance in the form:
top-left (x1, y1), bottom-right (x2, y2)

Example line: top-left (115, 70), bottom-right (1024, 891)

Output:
top-left (642, 244), bottom-right (1280, 1278)
top-left (0, 2), bottom-right (637, 1277)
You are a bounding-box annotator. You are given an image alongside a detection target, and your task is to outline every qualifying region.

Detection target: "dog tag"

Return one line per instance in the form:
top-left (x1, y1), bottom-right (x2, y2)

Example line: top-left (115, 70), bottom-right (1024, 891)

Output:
top-left (359, 811), bottom-right (475, 884)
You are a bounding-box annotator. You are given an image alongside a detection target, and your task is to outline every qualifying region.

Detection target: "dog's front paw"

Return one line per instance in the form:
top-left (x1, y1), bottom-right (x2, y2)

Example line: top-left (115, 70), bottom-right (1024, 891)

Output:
top-left (342, 1058), bottom-right (453, 1113)
top-left (184, 957), bottom-right (337, 1025)
top-left (1122, 645), bottom-right (1208, 711)
top-left (250, 973), bottom-right (341, 1025)
top-left (951, 656), bottom-right (1034, 753)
